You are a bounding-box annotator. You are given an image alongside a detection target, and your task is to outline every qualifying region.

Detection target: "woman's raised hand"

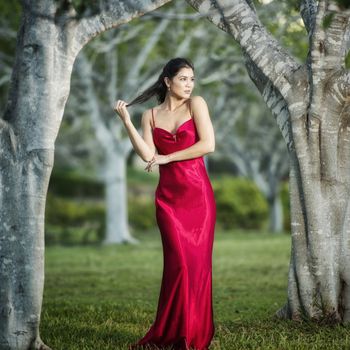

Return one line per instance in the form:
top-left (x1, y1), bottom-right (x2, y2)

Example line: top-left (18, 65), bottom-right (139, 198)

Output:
top-left (113, 100), bottom-right (131, 124)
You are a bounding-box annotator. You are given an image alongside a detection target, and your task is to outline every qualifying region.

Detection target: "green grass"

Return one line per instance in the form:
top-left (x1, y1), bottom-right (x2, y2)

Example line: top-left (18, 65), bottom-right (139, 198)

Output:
top-left (41, 231), bottom-right (350, 349)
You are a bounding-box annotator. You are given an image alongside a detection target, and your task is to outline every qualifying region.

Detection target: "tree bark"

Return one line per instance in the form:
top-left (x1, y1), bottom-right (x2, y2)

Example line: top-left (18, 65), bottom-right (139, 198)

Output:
top-left (0, 1), bottom-right (171, 348)
top-left (104, 150), bottom-right (137, 244)
top-left (267, 191), bottom-right (283, 233)
top-left (186, 0), bottom-right (350, 323)
top-left (0, 149), bottom-right (54, 350)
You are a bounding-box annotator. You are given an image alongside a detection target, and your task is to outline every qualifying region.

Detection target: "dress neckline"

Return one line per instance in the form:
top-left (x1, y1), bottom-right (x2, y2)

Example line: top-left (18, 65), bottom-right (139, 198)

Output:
top-left (152, 99), bottom-right (193, 135)
top-left (153, 118), bottom-right (193, 136)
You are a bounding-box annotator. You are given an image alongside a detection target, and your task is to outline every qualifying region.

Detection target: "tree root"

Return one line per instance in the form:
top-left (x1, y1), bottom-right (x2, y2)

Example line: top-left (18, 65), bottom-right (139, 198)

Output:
top-left (275, 302), bottom-right (346, 325)
top-left (274, 302), bottom-right (290, 320)
top-left (30, 337), bottom-right (52, 350)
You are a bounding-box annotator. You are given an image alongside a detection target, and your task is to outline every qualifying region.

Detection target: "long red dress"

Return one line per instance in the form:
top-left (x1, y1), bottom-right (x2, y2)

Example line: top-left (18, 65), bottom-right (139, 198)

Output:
top-left (129, 99), bottom-right (216, 350)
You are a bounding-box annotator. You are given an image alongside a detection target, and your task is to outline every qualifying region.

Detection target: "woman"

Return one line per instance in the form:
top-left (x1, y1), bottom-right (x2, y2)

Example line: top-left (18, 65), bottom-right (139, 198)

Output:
top-left (114, 57), bottom-right (216, 350)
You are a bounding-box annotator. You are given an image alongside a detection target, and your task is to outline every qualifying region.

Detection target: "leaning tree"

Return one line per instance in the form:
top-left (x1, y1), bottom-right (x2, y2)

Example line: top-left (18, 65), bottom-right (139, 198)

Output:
top-left (187, 0), bottom-right (350, 322)
top-left (1, 0), bottom-right (350, 349)
top-left (0, 1), bottom-right (172, 349)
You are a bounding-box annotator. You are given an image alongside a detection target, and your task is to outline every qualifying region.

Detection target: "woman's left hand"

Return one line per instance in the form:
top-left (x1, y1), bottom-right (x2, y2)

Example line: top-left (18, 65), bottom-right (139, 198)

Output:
top-left (144, 154), bottom-right (171, 172)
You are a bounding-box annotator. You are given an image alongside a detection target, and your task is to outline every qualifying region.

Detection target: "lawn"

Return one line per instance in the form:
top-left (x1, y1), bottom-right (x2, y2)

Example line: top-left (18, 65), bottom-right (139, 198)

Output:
top-left (41, 230), bottom-right (350, 349)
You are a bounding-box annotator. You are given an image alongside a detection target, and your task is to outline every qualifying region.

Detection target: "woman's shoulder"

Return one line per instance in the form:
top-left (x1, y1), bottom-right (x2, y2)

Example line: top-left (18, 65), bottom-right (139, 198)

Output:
top-left (143, 105), bottom-right (161, 114)
top-left (143, 105), bottom-right (161, 115)
top-left (142, 108), bottom-right (152, 117)
top-left (189, 95), bottom-right (208, 107)
top-left (141, 108), bottom-right (154, 124)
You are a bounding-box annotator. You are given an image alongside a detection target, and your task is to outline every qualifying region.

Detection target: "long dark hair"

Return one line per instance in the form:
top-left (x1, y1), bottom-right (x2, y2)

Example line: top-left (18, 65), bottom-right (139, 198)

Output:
top-left (126, 57), bottom-right (194, 107)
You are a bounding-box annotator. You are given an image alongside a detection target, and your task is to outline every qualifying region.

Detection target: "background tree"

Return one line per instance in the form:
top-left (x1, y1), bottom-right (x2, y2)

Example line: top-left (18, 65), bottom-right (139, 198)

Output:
top-left (199, 0), bottom-right (307, 232)
top-left (56, 2), bottom-right (203, 244)
top-left (214, 82), bottom-right (290, 233)
top-left (187, 0), bottom-right (350, 323)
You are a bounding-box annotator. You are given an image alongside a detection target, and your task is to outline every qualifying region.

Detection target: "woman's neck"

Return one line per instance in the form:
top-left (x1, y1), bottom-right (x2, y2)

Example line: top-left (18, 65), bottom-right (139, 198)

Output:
top-left (161, 95), bottom-right (188, 112)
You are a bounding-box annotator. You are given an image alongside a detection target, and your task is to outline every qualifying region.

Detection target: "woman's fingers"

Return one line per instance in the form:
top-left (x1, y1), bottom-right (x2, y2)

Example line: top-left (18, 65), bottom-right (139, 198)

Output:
top-left (144, 156), bottom-right (157, 172)
top-left (113, 100), bottom-right (128, 113)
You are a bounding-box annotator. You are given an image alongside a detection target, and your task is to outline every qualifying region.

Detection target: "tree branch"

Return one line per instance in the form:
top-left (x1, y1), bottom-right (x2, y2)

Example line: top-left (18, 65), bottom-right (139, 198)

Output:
top-left (75, 52), bottom-right (115, 152)
top-left (243, 50), bottom-right (295, 153)
top-left (311, 0), bottom-right (350, 71)
top-left (186, 0), bottom-right (301, 101)
top-left (300, 0), bottom-right (318, 35)
top-left (74, 0), bottom-right (172, 52)
top-left (125, 14), bottom-right (171, 92)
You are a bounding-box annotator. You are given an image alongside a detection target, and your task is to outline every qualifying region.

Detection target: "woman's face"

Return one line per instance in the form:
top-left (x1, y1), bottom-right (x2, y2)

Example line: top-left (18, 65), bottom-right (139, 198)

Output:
top-left (166, 67), bottom-right (195, 99)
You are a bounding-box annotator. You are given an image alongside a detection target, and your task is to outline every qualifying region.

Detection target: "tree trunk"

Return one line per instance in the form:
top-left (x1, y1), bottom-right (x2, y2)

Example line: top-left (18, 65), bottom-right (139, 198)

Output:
top-left (187, 0), bottom-right (350, 323)
top-left (277, 134), bottom-right (350, 323)
top-left (0, 1), bottom-right (171, 348)
top-left (0, 12), bottom-right (72, 350)
top-left (104, 152), bottom-right (137, 244)
top-left (275, 2), bottom-right (350, 323)
top-left (0, 150), bottom-right (54, 350)
top-left (267, 192), bottom-right (283, 233)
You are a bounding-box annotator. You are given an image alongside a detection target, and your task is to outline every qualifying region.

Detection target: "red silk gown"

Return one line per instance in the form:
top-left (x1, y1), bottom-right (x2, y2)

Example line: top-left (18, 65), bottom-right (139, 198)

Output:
top-left (129, 100), bottom-right (216, 350)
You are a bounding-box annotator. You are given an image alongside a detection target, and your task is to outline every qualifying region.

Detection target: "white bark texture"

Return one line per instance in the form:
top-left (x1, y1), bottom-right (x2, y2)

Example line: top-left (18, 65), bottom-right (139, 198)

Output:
top-left (186, 0), bottom-right (350, 323)
top-left (0, 1), bottom-right (171, 349)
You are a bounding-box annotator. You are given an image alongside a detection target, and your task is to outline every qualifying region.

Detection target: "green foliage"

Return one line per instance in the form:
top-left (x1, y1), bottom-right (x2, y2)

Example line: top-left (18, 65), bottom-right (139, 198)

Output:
top-left (45, 194), bottom-right (105, 245)
top-left (345, 51), bottom-right (350, 70)
top-left (281, 0), bottom-right (301, 11)
top-left (0, 1), bottom-right (21, 29)
top-left (46, 194), bottom-right (104, 226)
top-left (45, 224), bottom-right (102, 245)
top-left (45, 168), bottom-right (158, 244)
top-left (46, 170), bottom-right (291, 244)
top-left (255, 0), bottom-right (308, 62)
top-left (322, 12), bottom-right (335, 29)
top-left (127, 166), bottom-right (159, 186)
top-left (212, 177), bottom-right (268, 230)
top-left (54, 0), bottom-right (100, 19)
top-left (128, 195), bottom-right (156, 231)
top-left (336, 0), bottom-right (350, 9)
top-left (45, 193), bottom-right (157, 244)
top-left (48, 169), bottom-right (104, 197)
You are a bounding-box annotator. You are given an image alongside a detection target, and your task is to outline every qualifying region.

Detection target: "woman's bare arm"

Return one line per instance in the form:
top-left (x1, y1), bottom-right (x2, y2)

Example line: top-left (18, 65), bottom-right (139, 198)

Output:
top-left (123, 109), bottom-right (156, 162)
top-left (167, 96), bottom-right (215, 162)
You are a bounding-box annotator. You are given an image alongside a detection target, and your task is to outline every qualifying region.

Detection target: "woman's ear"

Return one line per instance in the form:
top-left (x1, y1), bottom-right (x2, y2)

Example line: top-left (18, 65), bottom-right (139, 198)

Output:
top-left (164, 77), bottom-right (170, 89)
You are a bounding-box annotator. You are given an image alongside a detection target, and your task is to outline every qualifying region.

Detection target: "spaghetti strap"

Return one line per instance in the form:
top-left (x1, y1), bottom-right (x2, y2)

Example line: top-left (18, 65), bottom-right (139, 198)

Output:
top-left (151, 108), bottom-right (155, 129)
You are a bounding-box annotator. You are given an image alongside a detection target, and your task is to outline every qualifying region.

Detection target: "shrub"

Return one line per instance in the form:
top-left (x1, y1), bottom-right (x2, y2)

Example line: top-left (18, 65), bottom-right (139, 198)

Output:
top-left (128, 195), bottom-right (156, 231)
top-left (45, 191), bottom-right (157, 245)
top-left (48, 169), bottom-right (104, 198)
top-left (212, 176), bottom-right (268, 230)
top-left (45, 193), bottom-right (105, 245)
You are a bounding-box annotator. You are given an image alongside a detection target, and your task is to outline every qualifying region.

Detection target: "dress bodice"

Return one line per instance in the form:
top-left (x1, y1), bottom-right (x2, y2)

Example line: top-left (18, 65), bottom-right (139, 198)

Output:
top-left (152, 117), bottom-right (199, 155)
top-left (151, 101), bottom-right (199, 156)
